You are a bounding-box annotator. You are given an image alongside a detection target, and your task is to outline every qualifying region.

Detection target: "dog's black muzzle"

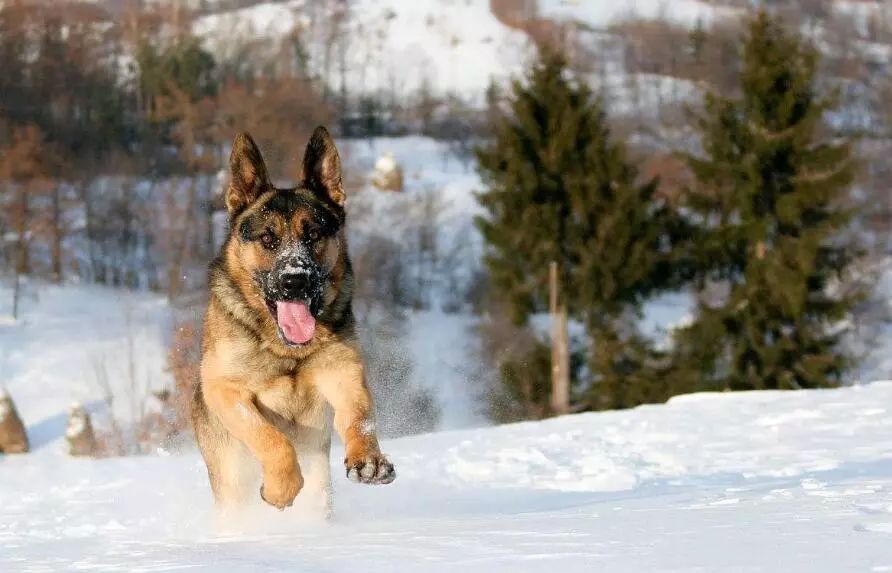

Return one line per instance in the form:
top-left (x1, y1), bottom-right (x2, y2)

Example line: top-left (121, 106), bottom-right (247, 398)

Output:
top-left (261, 259), bottom-right (327, 316)
top-left (280, 272), bottom-right (311, 301)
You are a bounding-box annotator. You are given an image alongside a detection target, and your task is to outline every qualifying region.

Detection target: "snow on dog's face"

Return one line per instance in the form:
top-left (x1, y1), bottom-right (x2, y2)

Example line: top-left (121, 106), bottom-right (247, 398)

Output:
top-left (223, 128), bottom-right (347, 349)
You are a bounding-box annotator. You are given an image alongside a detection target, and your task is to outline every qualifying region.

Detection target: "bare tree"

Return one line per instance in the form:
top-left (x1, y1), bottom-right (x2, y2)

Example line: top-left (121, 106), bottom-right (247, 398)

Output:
top-left (0, 125), bottom-right (53, 317)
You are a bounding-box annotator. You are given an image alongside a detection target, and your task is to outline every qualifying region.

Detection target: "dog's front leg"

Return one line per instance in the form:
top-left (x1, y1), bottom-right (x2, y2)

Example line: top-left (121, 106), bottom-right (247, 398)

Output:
top-left (203, 378), bottom-right (303, 509)
top-left (308, 359), bottom-right (396, 485)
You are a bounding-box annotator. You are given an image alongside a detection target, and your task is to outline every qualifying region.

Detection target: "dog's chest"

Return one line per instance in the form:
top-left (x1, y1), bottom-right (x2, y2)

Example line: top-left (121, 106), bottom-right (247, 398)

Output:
top-left (253, 372), bottom-right (324, 427)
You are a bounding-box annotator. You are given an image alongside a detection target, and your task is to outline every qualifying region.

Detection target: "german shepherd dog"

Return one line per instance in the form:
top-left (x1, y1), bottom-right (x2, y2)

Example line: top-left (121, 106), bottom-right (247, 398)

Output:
top-left (192, 127), bottom-right (395, 514)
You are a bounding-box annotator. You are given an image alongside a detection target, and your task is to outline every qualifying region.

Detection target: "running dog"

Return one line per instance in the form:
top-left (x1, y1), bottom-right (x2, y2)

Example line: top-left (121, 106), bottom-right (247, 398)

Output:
top-left (192, 127), bottom-right (395, 513)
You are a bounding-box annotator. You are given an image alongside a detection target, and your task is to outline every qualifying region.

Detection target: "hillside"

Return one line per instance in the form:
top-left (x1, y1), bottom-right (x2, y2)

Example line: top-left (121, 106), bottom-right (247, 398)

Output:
top-left (190, 0), bottom-right (892, 98)
top-left (193, 0), bottom-right (532, 99)
top-left (3, 380), bottom-right (892, 570)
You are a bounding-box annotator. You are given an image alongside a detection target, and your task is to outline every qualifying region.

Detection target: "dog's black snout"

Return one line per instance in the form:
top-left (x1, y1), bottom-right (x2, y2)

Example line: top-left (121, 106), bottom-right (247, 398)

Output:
top-left (281, 273), bottom-right (309, 298)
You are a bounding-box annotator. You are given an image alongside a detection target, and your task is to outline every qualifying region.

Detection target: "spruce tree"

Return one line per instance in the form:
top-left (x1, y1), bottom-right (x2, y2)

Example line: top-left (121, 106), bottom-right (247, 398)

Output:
top-left (475, 49), bottom-right (580, 325)
top-left (476, 48), bottom-right (686, 411)
top-left (673, 11), bottom-right (863, 391)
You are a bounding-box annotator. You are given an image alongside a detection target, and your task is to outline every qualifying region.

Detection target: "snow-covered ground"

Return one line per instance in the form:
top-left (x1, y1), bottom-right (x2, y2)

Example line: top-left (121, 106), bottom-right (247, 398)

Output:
top-left (0, 283), bottom-right (175, 439)
top-left (4, 382), bottom-right (892, 571)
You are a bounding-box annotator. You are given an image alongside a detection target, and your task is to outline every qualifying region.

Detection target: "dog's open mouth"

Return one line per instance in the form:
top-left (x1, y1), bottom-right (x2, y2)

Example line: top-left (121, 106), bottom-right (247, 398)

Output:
top-left (267, 300), bottom-right (316, 346)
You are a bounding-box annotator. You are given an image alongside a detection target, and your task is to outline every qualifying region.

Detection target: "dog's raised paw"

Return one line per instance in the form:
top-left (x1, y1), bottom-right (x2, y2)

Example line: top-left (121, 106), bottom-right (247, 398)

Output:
top-left (345, 455), bottom-right (396, 485)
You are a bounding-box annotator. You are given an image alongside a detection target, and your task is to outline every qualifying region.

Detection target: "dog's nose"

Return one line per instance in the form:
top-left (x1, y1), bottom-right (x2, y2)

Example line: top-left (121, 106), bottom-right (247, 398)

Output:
top-left (281, 273), bottom-right (309, 298)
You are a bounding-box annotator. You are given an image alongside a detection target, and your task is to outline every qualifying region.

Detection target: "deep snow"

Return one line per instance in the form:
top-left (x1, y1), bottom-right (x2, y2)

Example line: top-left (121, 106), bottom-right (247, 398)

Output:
top-left (4, 383), bottom-right (892, 571)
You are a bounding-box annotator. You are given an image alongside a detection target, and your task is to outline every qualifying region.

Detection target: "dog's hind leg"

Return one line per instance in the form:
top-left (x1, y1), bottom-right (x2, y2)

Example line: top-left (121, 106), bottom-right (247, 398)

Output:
top-left (206, 437), bottom-right (259, 510)
top-left (293, 412), bottom-right (333, 518)
top-left (295, 445), bottom-right (331, 518)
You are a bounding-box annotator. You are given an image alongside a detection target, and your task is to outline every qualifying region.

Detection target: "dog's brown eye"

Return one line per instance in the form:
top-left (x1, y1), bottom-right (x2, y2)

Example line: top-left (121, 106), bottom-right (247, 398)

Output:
top-left (307, 229), bottom-right (321, 242)
top-left (259, 232), bottom-right (278, 249)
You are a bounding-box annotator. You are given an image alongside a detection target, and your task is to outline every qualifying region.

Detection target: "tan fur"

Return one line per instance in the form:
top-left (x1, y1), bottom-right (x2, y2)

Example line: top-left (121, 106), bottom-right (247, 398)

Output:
top-left (193, 128), bottom-right (393, 514)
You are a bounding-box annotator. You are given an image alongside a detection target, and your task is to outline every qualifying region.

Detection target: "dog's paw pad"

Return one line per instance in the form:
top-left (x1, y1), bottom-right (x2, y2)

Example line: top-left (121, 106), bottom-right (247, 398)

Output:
top-left (360, 461), bottom-right (378, 480)
top-left (376, 461), bottom-right (396, 484)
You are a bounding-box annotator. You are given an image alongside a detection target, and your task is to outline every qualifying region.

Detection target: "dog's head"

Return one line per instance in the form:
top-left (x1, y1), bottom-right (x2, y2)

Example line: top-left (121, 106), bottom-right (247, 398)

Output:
top-left (223, 126), bottom-right (348, 349)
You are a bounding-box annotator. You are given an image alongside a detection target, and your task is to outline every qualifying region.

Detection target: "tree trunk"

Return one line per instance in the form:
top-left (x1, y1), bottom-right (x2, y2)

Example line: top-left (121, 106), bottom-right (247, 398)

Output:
top-left (14, 183), bottom-right (30, 277)
top-left (80, 179), bottom-right (99, 283)
top-left (50, 184), bottom-right (62, 283)
top-left (167, 181), bottom-right (197, 301)
top-left (549, 261), bottom-right (570, 415)
top-left (12, 270), bottom-right (20, 321)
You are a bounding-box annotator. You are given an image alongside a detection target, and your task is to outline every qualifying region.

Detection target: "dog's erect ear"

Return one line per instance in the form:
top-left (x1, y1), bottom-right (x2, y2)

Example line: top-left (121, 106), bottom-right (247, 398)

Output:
top-left (226, 132), bottom-right (270, 215)
top-left (302, 126), bottom-right (344, 206)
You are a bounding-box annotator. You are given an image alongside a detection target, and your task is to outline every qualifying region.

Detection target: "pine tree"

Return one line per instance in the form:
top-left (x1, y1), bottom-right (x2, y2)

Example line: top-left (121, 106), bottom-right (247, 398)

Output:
top-left (673, 11), bottom-right (863, 391)
top-left (476, 48), bottom-right (687, 412)
top-left (475, 49), bottom-right (580, 324)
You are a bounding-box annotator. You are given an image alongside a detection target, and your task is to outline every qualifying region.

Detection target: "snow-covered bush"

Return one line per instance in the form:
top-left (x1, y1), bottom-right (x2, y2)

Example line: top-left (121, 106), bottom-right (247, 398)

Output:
top-left (65, 402), bottom-right (97, 457)
top-left (371, 152), bottom-right (404, 192)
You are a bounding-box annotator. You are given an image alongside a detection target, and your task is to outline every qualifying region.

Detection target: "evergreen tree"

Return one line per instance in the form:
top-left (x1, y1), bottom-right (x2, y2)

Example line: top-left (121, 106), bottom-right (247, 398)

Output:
top-left (137, 37), bottom-right (216, 115)
top-left (476, 48), bottom-right (686, 412)
top-left (673, 11), bottom-right (863, 391)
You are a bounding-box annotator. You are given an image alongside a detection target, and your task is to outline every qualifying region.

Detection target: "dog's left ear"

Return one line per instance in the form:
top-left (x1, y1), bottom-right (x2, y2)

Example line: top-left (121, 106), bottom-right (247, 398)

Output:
top-left (302, 126), bottom-right (344, 207)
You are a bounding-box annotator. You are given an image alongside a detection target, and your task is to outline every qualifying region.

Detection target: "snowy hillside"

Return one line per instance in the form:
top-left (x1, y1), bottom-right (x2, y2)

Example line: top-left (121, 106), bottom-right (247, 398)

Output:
top-left (191, 0), bottom-right (726, 99)
top-left (4, 382), bottom-right (892, 570)
top-left (538, 0), bottom-right (741, 27)
top-left (0, 283), bottom-right (175, 441)
top-left (186, 0), bottom-right (745, 100)
top-left (194, 0), bottom-right (531, 98)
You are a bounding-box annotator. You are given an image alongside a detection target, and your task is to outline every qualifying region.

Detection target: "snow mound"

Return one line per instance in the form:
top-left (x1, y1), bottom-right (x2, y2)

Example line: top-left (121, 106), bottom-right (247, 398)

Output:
top-left (374, 152), bottom-right (398, 174)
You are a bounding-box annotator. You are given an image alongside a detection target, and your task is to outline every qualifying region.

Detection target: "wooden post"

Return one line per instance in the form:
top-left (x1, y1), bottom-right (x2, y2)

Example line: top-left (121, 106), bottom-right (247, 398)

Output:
top-left (549, 261), bottom-right (570, 415)
top-left (11, 271), bottom-right (20, 321)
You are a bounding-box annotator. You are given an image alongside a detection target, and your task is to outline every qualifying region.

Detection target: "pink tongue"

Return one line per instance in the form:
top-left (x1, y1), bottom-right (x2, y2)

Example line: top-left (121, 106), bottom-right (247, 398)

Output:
top-left (276, 301), bottom-right (316, 344)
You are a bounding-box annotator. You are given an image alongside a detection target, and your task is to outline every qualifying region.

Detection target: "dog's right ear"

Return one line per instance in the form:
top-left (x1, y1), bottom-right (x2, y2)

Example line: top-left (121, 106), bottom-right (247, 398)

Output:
top-left (302, 126), bottom-right (344, 207)
top-left (226, 132), bottom-right (270, 216)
